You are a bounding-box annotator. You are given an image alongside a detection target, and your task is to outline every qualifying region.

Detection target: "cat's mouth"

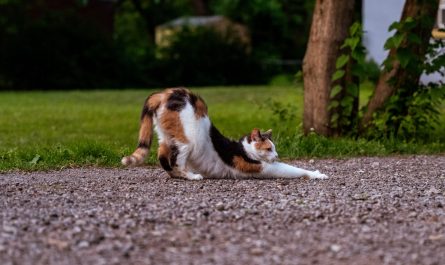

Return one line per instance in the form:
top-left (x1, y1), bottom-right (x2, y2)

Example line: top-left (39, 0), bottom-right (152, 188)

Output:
top-left (267, 157), bottom-right (278, 163)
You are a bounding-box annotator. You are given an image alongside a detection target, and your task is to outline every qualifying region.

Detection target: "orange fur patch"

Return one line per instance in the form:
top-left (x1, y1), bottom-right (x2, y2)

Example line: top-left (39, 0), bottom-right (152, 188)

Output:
top-left (131, 147), bottom-right (148, 164)
top-left (132, 149), bottom-right (147, 159)
top-left (254, 140), bottom-right (272, 151)
top-left (195, 97), bottom-right (208, 118)
top-left (147, 93), bottom-right (163, 111)
top-left (157, 142), bottom-right (170, 158)
top-left (159, 110), bottom-right (189, 143)
top-left (233, 156), bottom-right (262, 173)
top-left (138, 115), bottom-right (153, 146)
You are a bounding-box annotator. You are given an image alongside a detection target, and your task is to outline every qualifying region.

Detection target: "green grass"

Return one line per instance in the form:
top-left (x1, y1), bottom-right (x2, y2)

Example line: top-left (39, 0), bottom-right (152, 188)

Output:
top-left (0, 85), bottom-right (444, 171)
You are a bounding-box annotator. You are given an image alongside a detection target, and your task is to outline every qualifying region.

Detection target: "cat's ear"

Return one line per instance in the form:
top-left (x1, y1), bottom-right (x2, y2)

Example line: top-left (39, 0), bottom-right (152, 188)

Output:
top-left (250, 128), bottom-right (261, 141)
top-left (262, 129), bottom-right (272, 140)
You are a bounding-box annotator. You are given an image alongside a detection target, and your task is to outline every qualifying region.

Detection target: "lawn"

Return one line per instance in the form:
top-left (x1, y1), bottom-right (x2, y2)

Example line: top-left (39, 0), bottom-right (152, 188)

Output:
top-left (0, 85), bottom-right (444, 171)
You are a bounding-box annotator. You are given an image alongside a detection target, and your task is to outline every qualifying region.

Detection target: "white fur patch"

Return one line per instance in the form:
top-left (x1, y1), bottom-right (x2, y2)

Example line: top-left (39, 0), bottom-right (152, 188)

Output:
top-left (261, 162), bottom-right (329, 179)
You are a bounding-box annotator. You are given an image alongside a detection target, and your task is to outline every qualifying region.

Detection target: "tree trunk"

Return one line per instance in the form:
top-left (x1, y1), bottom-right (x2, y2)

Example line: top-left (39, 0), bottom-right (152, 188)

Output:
top-left (302, 0), bottom-right (355, 136)
top-left (360, 0), bottom-right (439, 130)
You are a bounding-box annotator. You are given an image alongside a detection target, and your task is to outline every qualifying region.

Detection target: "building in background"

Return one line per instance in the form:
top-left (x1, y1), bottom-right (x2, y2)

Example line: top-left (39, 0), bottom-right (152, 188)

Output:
top-left (432, 0), bottom-right (445, 39)
top-left (155, 15), bottom-right (250, 49)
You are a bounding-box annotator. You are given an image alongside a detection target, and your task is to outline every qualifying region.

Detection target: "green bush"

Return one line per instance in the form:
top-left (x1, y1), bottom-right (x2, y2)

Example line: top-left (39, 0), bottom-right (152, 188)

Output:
top-left (362, 59), bottom-right (381, 84)
top-left (155, 27), bottom-right (265, 86)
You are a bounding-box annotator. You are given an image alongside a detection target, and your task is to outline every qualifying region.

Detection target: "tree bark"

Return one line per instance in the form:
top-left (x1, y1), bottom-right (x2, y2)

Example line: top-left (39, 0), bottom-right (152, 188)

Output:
top-left (360, 0), bottom-right (439, 130)
top-left (302, 0), bottom-right (355, 136)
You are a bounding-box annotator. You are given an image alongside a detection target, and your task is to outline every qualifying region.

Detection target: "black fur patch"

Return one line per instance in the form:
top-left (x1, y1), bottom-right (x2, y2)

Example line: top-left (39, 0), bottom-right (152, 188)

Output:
top-left (141, 93), bottom-right (159, 120)
top-left (188, 93), bottom-right (198, 107)
top-left (140, 105), bottom-right (153, 121)
top-left (158, 144), bottom-right (179, 171)
top-left (210, 124), bottom-right (260, 167)
top-left (139, 100), bottom-right (153, 148)
top-left (159, 156), bottom-right (172, 171)
top-left (166, 89), bottom-right (188, 112)
top-left (169, 144), bottom-right (179, 168)
top-left (137, 142), bottom-right (150, 149)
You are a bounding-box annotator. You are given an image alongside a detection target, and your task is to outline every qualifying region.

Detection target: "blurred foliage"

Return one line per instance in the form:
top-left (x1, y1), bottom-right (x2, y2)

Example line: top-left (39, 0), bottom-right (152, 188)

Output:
top-left (119, 0), bottom-right (193, 41)
top-left (0, 0), bottom-right (314, 89)
top-left (371, 16), bottom-right (445, 139)
top-left (362, 59), bottom-right (381, 85)
top-left (328, 22), bottom-right (366, 134)
top-left (210, 0), bottom-right (314, 60)
top-left (2, 12), bottom-right (130, 89)
top-left (0, 0), bottom-right (138, 89)
top-left (155, 27), bottom-right (263, 86)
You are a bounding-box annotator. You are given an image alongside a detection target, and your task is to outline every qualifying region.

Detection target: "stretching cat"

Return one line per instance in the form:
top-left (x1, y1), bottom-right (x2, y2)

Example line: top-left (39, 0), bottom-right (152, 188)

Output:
top-left (122, 88), bottom-right (328, 180)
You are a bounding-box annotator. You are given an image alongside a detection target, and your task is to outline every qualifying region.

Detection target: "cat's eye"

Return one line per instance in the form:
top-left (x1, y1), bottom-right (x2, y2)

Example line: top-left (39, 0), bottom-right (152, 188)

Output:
top-left (266, 148), bottom-right (272, 152)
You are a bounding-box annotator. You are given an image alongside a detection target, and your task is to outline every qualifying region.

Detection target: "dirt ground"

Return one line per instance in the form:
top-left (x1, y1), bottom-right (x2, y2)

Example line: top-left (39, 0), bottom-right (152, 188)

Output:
top-left (1, 156), bottom-right (444, 265)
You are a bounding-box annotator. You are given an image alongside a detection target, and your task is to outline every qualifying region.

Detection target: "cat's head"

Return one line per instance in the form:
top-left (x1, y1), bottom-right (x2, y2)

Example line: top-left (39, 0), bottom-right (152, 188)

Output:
top-left (244, 128), bottom-right (278, 162)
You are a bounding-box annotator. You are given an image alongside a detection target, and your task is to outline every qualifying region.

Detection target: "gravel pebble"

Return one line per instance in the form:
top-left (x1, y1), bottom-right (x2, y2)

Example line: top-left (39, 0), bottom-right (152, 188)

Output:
top-left (0, 156), bottom-right (444, 265)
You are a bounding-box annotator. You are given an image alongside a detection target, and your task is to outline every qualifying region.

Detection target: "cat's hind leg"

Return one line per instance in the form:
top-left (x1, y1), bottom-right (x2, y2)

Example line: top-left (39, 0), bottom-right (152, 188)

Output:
top-left (175, 144), bottom-right (203, 180)
top-left (157, 142), bottom-right (203, 180)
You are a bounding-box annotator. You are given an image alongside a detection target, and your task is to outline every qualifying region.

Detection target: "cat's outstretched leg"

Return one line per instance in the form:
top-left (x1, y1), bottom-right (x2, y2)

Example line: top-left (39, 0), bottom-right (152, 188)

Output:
top-left (261, 162), bottom-right (328, 179)
top-left (157, 142), bottom-right (203, 180)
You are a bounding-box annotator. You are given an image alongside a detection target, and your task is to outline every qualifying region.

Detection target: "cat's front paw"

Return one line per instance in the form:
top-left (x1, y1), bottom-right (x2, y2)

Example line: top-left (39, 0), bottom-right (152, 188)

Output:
top-left (185, 173), bottom-right (204, 181)
top-left (310, 170), bottom-right (329, 180)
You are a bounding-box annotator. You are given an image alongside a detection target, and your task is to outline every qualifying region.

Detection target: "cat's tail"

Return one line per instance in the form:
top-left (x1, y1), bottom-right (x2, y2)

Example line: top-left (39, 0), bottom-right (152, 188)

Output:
top-left (121, 95), bottom-right (158, 166)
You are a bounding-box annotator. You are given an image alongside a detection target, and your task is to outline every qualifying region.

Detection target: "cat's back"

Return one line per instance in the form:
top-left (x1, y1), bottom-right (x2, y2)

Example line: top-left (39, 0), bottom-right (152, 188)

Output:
top-left (148, 88), bottom-right (207, 115)
top-left (148, 88), bottom-right (210, 143)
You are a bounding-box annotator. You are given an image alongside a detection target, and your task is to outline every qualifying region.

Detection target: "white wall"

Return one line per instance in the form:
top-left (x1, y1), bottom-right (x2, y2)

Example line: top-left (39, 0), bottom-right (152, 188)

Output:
top-left (363, 0), bottom-right (405, 64)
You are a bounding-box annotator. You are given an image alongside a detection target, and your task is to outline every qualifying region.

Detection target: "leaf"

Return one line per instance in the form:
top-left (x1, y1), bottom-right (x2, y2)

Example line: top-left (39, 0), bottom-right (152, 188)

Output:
top-left (330, 113), bottom-right (339, 123)
top-left (388, 21), bottom-right (401, 31)
top-left (407, 33), bottom-right (421, 44)
top-left (351, 64), bottom-right (365, 79)
top-left (396, 48), bottom-right (412, 68)
top-left (346, 37), bottom-right (360, 51)
top-left (341, 96), bottom-right (354, 107)
top-left (349, 22), bottom-right (361, 36)
top-left (328, 100), bottom-right (339, 110)
top-left (340, 117), bottom-right (351, 126)
top-left (385, 34), bottom-right (404, 50)
top-left (341, 37), bottom-right (358, 50)
top-left (391, 34), bottom-right (404, 49)
top-left (351, 49), bottom-right (365, 64)
top-left (332, 70), bottom-right (345, 82)
top-left (403, 17), bottom-right (417, 30)
top-left (384, 37), bottom-right (394, 50)
top-left (330, 85), bottom-right (343, 98)
top-left (29, 154), bottom-right (41, 165)
top-left (336, 54), bottom-right (350, 69)
top-left (346, 83), bottom-right (359, 97)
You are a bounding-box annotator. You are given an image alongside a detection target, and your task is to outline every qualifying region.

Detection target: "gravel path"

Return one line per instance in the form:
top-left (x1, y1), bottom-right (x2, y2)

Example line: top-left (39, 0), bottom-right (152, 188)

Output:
top-left (1, 156), bottom-right (444, 265)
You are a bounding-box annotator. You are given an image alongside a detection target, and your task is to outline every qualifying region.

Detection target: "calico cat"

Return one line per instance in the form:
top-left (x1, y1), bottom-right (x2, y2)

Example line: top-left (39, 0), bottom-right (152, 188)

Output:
top-left (122, 87), bottom-right (328, 180)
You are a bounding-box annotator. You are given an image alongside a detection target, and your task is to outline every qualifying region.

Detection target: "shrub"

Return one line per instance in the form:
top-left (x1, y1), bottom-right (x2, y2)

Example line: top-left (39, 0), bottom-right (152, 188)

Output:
top-left (155, 27), bottom-right (265, 86)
